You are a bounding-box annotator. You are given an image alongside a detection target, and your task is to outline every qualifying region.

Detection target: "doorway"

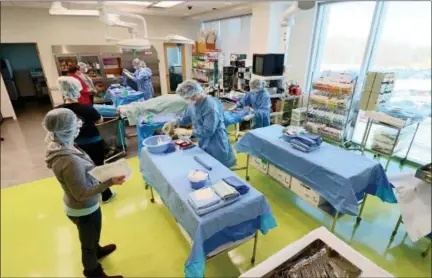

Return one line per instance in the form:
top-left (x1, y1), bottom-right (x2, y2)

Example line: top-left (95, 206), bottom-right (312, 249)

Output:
top-left (0, 43), bottom-right (51, 117)
top-left (164, 43), bottom-right (186, 93)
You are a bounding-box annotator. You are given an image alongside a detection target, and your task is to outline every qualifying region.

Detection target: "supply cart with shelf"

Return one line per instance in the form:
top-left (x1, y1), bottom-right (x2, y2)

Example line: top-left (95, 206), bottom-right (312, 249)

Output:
top-left (305, 71), bottom-right (359, 148)
top-left (360, 111), bottom-right (421, 171)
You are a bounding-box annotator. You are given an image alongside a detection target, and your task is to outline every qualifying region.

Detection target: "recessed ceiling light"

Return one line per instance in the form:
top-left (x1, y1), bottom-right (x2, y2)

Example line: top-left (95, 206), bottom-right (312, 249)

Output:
top-left (107, 1), bottom-right (153, 6)
top-left (152, 1), bottom-right (184, 8)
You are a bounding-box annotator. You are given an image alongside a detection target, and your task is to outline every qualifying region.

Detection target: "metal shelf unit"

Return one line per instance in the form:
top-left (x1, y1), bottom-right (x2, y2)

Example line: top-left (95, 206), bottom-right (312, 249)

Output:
top-left (305, 73), bottom-right (359, 147)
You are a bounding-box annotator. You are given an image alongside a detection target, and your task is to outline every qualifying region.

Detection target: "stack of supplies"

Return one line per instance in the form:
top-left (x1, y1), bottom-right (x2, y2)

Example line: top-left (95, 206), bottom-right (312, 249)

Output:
top-left (187, 181), bottom-right (242, 216)
top-left (187, 187), bottom-right (222, 216)
top-left (212, 181), bottom-right (240, 201)
top-left (222, 176), bottom-right (250, 195)
top-left (290, 133), bottom-right (322, 153)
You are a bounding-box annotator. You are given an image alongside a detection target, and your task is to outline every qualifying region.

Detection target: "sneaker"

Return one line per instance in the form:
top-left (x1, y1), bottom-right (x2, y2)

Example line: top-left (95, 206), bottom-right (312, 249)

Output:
top-left (98, 244), bottom-right (117, 260)
top-left (102, 191), bottom-right (117, 204)
top-left (83, 264), bottom-right (123, 278)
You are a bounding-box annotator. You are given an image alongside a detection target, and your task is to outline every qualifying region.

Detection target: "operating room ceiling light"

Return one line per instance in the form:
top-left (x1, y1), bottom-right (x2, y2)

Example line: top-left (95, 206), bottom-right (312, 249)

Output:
top-left (49, 1), bottom-right (100, 16)
top-left (152, 1), bottom-right (184, 8)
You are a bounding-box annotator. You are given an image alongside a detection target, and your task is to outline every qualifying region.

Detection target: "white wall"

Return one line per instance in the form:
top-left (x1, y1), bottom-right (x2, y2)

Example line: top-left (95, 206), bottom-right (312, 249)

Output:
top-left (0, 74), bottom-right (17, 119)
top-left (284, 7), bottom-right (316, 89)
top-left (0, 7), bottom-right (199, 106)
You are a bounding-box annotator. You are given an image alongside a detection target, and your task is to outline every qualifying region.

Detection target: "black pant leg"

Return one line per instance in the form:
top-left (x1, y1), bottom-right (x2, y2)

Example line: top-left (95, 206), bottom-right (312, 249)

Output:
top-left (68, 208), bottom-right (102, 272)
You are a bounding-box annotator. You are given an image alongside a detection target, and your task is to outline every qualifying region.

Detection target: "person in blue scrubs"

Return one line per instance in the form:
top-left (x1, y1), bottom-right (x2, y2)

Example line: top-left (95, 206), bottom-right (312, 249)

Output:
top-left (123, 58), bottom-right (154, 100)
top-left (173, 80), bottom-right (237, 168)
top-left (230, 78), bottom-right (271, 128)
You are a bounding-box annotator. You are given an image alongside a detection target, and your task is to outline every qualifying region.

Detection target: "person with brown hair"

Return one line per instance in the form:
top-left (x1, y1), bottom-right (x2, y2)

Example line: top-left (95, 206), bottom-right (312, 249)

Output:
top-left (68, 64), bottom-right (93, 105)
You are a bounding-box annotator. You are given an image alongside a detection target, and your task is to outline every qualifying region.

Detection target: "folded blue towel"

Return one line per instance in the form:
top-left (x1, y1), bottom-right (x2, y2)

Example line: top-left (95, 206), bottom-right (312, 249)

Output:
top-left (187, 198), bottom-right (223, 216)
top-left (302, 133), bottom-right (323, 145)
top-left (222, 176), bottom-right (250, 195)
top-left (290, 139), bottom-right (320, 153)
top-left (187, 188), bottom-right (221, 210)
top-left (294, 134), bottom-right (321, 148)
top-left (188, 197), bottom-right (241, 216)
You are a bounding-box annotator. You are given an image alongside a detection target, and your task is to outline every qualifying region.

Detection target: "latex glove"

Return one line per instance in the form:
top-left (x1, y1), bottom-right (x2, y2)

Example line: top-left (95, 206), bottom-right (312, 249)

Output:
top-left (162, 119), bottom-right (178, 135)
top-left (243, 114), bottom-right (255, 121)
top-left (111, 175), bottom-right (126, 185)
top-left (174, 128), bottom-right (193, 137)
top-left (229, 105), bottom-right (237, 111)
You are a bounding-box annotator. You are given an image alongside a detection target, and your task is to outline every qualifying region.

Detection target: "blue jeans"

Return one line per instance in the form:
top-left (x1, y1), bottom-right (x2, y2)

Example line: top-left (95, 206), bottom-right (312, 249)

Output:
top-left (68, 208), bottom-right (102, 272)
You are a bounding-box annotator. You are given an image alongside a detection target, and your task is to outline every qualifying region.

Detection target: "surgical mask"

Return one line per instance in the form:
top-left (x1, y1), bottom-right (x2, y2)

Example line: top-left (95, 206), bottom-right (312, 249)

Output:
top-left (187, 100), bottom-right (196, 105)
top-left (74, 119), bottom-right (83, 138)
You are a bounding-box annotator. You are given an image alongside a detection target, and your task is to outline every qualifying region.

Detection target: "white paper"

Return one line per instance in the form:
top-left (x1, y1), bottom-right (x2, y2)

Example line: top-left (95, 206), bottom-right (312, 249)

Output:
top-left (389, 173), bottom-right (431, 242)
top-left (88, 159), bottom-right (132, 183)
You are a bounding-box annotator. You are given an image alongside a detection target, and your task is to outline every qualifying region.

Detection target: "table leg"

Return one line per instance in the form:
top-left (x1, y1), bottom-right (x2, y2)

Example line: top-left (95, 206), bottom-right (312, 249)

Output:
top-left (356, 193), bottom-right (368, 224)
top-left (384, 128), bottom-right (401, 172)
top-left (245, 154), bottom-right (250, 181)
top-left (360, 119), bottom-right (372, 156)
top-left (402, 122), bottom-right (420, 164)
top-left (331, 211), bottom-right (339, 232)
top-left (251, 232), bottom-right (258, 264)
top-left (391, 215), bottom-right (403, 239)
top-left (150, 186), bottom-right (155, 203)
top-left (422, 241), bottom-right (431, 258)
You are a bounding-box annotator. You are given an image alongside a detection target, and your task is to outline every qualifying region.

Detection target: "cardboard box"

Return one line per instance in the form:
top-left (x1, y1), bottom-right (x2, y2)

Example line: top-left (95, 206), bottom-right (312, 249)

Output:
top-left (196, 42), bottom-right (207, 54)
top-left (249, 156), bottom-right (269, 175)
top-left (268, 165), bottom-right (291, 189)
top-left (291, 178), bottom-right (325, 207)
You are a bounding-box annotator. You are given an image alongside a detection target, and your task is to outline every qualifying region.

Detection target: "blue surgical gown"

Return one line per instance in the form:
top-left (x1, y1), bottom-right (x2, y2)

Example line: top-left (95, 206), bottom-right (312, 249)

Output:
top-left (179, 96), bottom-right (237, 168)
top-left (132, 67), bottom-right (154, 100)
top-left (237, 89), bottom-right (271, 128)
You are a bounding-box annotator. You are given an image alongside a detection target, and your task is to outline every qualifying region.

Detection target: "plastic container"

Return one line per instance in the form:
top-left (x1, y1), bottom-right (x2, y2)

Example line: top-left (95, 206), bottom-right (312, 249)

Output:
top-left (143, 135), bottom-right (172, 154)
top-left (188, 170), bottom-right (209, 190)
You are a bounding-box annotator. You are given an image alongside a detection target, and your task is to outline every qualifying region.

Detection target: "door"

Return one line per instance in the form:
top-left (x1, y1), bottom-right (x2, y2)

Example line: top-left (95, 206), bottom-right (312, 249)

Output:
top-left (164, 43), bottom-right (186, 93)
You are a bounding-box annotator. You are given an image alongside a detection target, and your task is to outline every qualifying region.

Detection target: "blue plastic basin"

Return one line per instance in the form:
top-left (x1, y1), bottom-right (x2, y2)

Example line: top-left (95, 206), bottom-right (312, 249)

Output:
top-left (143, 135), bottom-right (172, 154)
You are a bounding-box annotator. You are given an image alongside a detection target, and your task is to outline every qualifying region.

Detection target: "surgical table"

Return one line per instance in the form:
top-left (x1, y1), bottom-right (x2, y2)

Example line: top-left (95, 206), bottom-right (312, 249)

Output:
top-left (235, 125), bottom-right (397, 232)
top-left (139, 144), bottom-right (277, 277)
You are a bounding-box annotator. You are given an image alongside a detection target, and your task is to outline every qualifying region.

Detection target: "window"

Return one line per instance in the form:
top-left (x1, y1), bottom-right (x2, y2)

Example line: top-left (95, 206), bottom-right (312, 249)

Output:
top-left (311, 2), bottom-right (376, 77)
top-left (201, 16), bottom-right (252, 66)
top-left (308, 1), bottom-right (431, 165)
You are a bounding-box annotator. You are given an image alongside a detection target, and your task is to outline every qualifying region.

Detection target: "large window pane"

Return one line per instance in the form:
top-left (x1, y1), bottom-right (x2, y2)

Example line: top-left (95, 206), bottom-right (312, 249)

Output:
top-left (201, 16), bottom-right (251, 66)
top-left (313, 2), bottom-right (376, 76)
top-left (354, 1), bottom-right (432, 164)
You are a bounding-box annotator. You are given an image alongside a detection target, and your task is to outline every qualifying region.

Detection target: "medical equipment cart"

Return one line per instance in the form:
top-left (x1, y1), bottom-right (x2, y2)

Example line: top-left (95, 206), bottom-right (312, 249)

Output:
top-left (305, 72), bottom-right (359, 148)
top-left (360, 111), bottom-right (420, 171)
top-left (96, 116), bottom-right (127, 163)
top-left (387, 172), bottom-right (431, 258)
top-left (390, 215), bottom-right (431, 257)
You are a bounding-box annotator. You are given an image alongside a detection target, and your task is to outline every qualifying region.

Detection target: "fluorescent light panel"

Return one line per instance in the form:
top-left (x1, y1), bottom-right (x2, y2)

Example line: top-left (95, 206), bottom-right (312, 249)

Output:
top-left (152, 1), bottom-right (184, 8)
top-left (106, 1), bottom-right (153, 6)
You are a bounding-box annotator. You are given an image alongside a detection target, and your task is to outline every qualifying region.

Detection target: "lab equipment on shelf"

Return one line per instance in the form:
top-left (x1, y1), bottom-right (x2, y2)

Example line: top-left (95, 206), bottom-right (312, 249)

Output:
top-left (305, 71), bottom-right (359, 147)
top-left (139, 144), bottom-right (277, 277)
top-left (235, 125), bottom-right (397, 232)
top-left (359, 71), bottom-right (395, 112)
top-left (360, 111), bottom-right (421, 171)
top-left (290, 107), bottom-right (307, 126)
top-left (240, 227), bottom-right (393, 278)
